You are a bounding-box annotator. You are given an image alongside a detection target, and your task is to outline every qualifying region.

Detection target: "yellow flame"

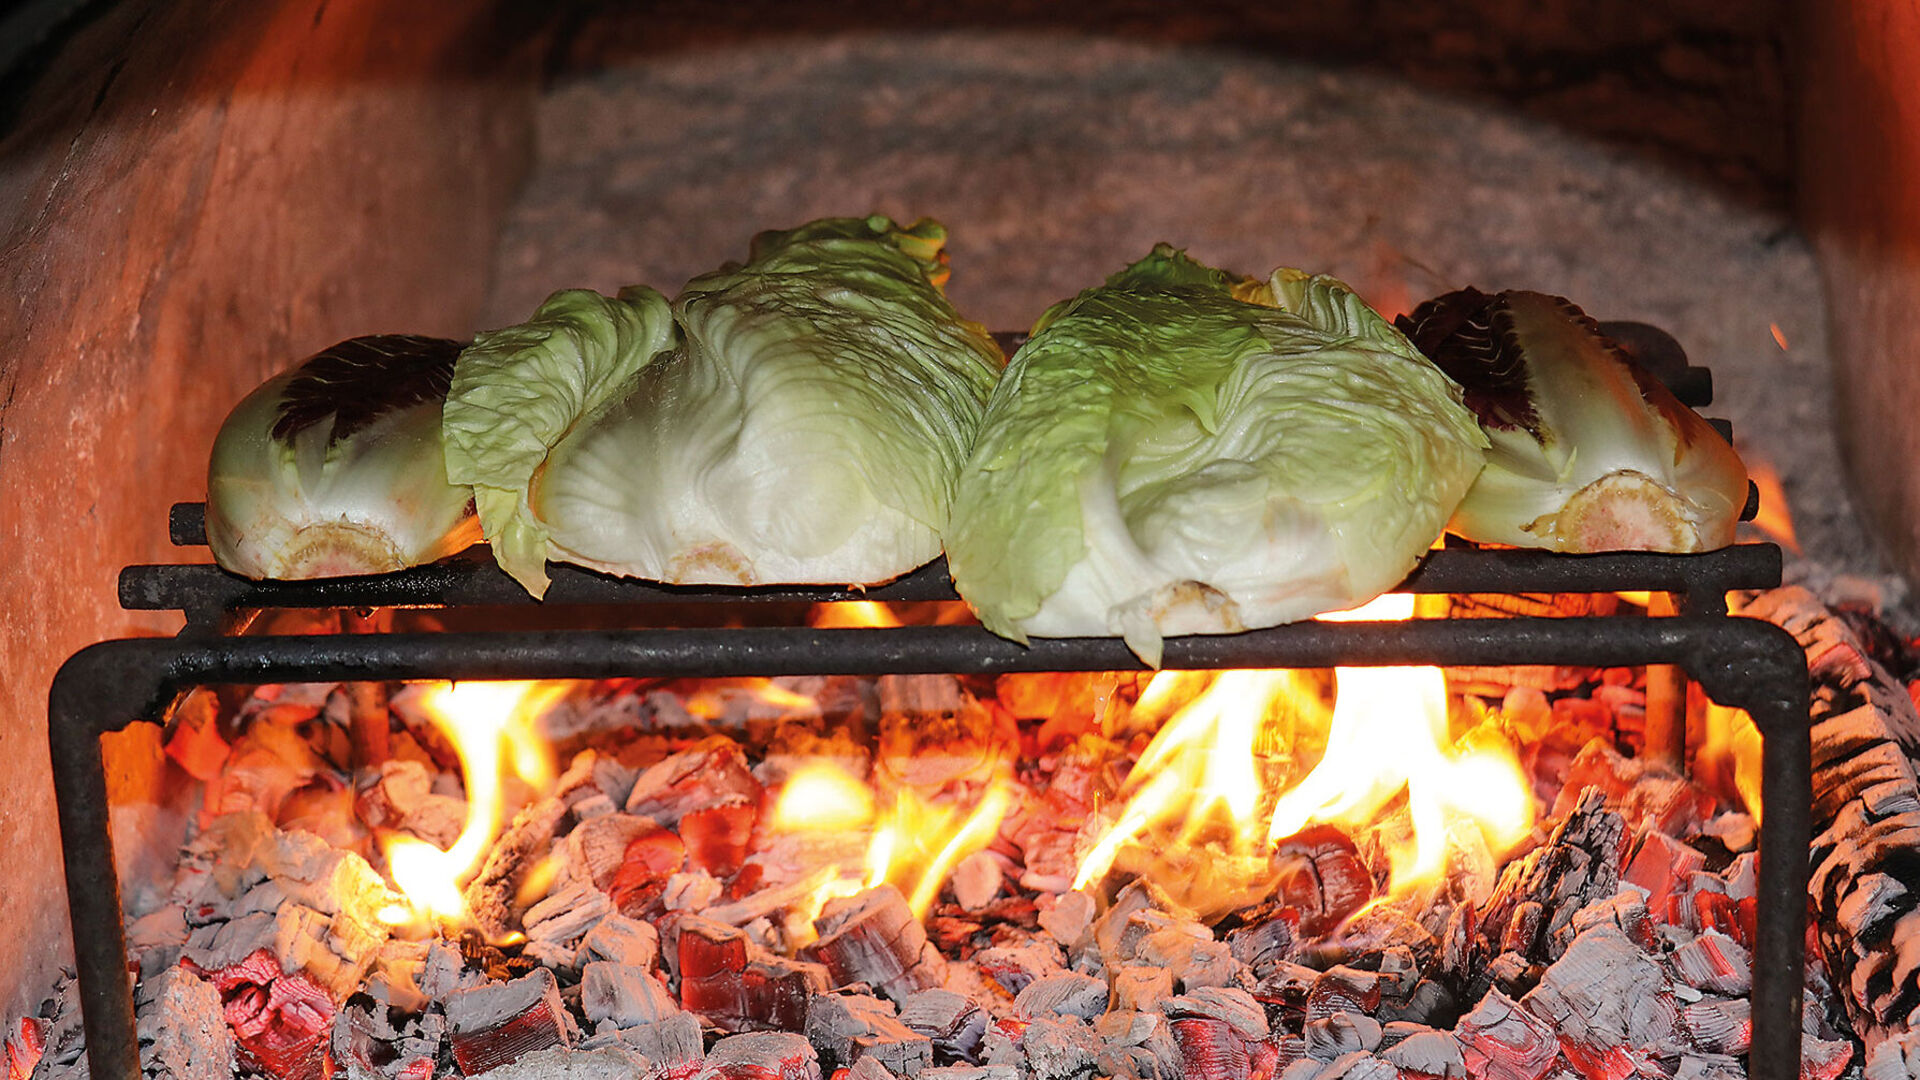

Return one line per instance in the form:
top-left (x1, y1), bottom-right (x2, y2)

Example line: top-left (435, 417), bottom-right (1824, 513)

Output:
top-left (812, 601), bottom-right (904, 629)
top-left (383, 680), bottom-right (568, 925)
top-left (863, 781), bottom-right (1014, 918)
top-left (1744, 458), bottom-right (1800, 554)
top-left (1074, 594), bottom-right (1534, 906)
top-left (770, 763), bottom-right (876, 833)
top-left (682, 678), bottom-right (818, 721)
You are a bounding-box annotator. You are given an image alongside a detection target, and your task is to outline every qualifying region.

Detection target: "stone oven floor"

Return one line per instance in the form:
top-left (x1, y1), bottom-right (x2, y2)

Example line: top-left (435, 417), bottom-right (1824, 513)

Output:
top-left (483, 29), bottom-right (1903, 623)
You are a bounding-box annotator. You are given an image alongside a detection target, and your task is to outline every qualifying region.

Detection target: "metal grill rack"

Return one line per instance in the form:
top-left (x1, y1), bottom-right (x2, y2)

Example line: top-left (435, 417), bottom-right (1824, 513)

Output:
top-left (49, 324), bottom-right (1811, 1079)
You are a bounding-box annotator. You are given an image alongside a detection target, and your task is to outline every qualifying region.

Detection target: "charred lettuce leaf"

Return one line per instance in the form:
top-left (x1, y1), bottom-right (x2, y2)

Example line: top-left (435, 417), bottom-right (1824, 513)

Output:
top-left (208, 335), bottom-right (480, 578)
top-left (1396, 289), bottom-right (1748, 553)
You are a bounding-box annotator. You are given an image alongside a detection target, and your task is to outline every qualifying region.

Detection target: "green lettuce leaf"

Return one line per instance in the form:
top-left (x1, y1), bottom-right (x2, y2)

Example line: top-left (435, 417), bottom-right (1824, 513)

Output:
top-left (442, 287), bottom-right (679, 596)
top-left (945, 245), bottom-right (1488, 665)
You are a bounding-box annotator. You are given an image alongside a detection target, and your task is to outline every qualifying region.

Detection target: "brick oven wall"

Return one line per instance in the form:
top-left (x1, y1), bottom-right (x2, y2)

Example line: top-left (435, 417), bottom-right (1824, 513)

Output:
top-left (0, 0), bottom-right (533, 1022)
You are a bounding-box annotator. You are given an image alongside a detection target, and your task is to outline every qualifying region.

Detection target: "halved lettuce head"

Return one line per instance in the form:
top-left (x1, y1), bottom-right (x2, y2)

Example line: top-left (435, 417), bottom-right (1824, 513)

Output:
top-left (208, 335), bottom-right (482, 578)
top-left (1396, 288), bottom-right (1748, 553)
top-left (944, 246), bottom-right (1488, 666)
top-left (444, 215), bottom-right (1003, 596)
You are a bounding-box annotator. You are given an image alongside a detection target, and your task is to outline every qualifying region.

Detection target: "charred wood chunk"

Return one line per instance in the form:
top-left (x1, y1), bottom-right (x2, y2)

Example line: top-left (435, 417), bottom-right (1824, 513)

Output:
top-left (580, 914), bottom-right (661, 972)
top-left (1109, 967), bottom-right (1174, 1016)
top-left (1270, 825), bottom-right (1374, 938)
top-left (1092, 1011), bottom-right (1181, 1080)
top-left (1679, 996), bottom-right (1749, 1056)
top-left (180, 945), bottom-right (335, 1080)
top-left (1302, 1013), bottom-right (1381, 1059)
top-left (1374, 979), bottom-right (1459, 1030)
top-left (569, 815), bottom-right (667, 894)
top-left (951, 853), bottom-right (1004, 914)
top-left (465, 798), bottom-right (570, 942)
top-left (1016, 1016), bottom-right (1100, 1080)
top-left (909, 1067), bottom-right (1019, 1080)
top-left (1226, 911), bottom-right (1300, 980)
top-left (808, 886), bottom-right (946, 1004)
top-left (1304, 968), bottom-right (1380, 1024)
top-left (1484, 952), bottom-right (1541, 999)
top-left (1522, 924), bottom-right (1682, 1061)
top-left (1450, 989), bottom-right (1558, 1080)
top-left (696, 1031), bottom-right (820, 1080)
top-left (136, 967), bottom-right (234, 1080)
top-left (1013, 973), bottom-right (1108, 1021)
top-left (1622, 830), bottom-right (1707, 927)
top-left (465, 1045), bottom-right (651, 1080)
top-left (898, 989), bottom-right (989, 1065)
top-left (740, 955), bottom-right (832, 1034)
top-left (1166, 1016), bottom-right (1256, 1080)
top-left (1668, 929), bottom-right (1752, 996)
top-left (581, 962), bottom-right (681, 1029)
top-left (609, 1011), bottom-right (704, 1076)
top-left (1135, 929), bottom-right (1240, 993)
top-left (445, 967), bottom-right (573, 1077)
top-left (1379, 1028), bottom-right (1466, 1078)
top-left (625, 736), bottom-right (763, 828)
top-left (681, 801), bottom-right (758, 878)
top-left (330, 993), bottom-right (443, 1080)
top-left (525, 881), bottom-right (615, 947)
top-left (1480, 788), bottom-right (1627, 963)
top-left (674, 916), bottom-right (749, 1022)
top-left (1035, 891), bottom-right (1094, 949)
top-left (805, 992), bottom-right (933, 1076)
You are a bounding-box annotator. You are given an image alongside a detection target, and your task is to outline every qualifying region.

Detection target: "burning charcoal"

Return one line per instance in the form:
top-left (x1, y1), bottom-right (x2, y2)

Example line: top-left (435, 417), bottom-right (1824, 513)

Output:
top-left (1437, 903), bottom-right (1476, 984)
top-left (1036, 891), bottom-right (1094, 948)
top-left (1561, 890), bottom-right (1658, 955)
top-left (1303, 1014), bottom-right (1380, 1059)
top-left (467, 1045), bottom-right (651, 1080)
top-left (1498, 901), bottom-right (1544, 957)
top-left (582, 963), bottom-right (681, 1028)
top-left (526, 881), bottom-right (615, 947)
top-left (581, 914), bottom-right (661, 971)
top-left (1678, 997), bottom-right (1749, 1056)
top-left (1089, 881), bottom-right (1162, 964)
top-left (1161, 987), bottom-right (1270, 1042)
top-left (674, 916), bottom-right (748, 1012)
top-left (809, 886), bottom-right (947, 1004)
top-left (696, 1031), bottom-right (820, 1080)
top-left (664, 871), bottom-right (724, 912)
top-left (183, 946), bottom-right (335, 1080)
top-left (1226, 912), bottom-right (1300, 979)
top-left (899, 989), bottom-right (988, 1063)
top-left (1013, 973), bottom-right (1107, 1021)
top-left (1374, 1021), bottom-right (1422, 1051)
top-left (676, 914), bottom-right (828, 1034)
top-left (1450, 990), bottom-right (1557, 1080)
top-left (1374, 980), bottom-right (1457, 1028)
top-left (356, 759), bottom-right (465, 848)
top-left (1379, 1029), bottom-right (1465, 1078)
top-left (362, 940), bottom-right (432, 1013)
top-left (1372, 947), bottom-right (1418, 1000)
top-left (420, 940), bottom-right (484, 999)
top-left (682, 802), bottom-right (759, 877)
top-left (1802, 1032), bottom-right (1856, 1080)
top-left (1092, 1011), bottom-right (1182, 1080)
top-left (1668, 930), bottom-right (1751, 996)
top-left (331, 994), bottom-right (442, 1080)
top-left (704, 867), bottom-right (841, 929)
top-left (1277, 1061), bottom-right (1323, 1080)
top-left (1166, 1016), bottom-right (1264, 1080)
top-left (1675, 1053), bottom-right (1745, 1080)
top-left (915, 1068), bottom-right (1019, 1080)
top-left (1305, 969), bottom-right (1380, 1023)
top-left (805, 992), bottom-right (933, 1075)
top-left (1484, 952), bottom-right (1539, 998)
top-left (1550, 740), bottom-right (1717, 838)
top-left (254, 829), bottom-right (397, 935)
top-left (1521, 924), bottom-right (1683, 1059)
top-left (1311, 1053), bottom-right (1400, 1080)
top-left (1136, 929), bottom-right (1240, 992)
top-left (625, 736), bottom-right (763, 827)
top-left (1110, 967), bottom-right (1174, 1015)
top-left (608, 1012), bottom-right (704, 1076)
top-left (465, 798), bottom-right (570, 942)
top-left (445, 967), bottom-right (573, 1076)
top-left (1622, 830), bottom-right (1708, 925)
top-left (952, 853), bottom-right (1003, 913)
top-left (1017, 1016), bottom-right (1099, 1080)
top-left (972, 940), bottom-right (1064, 997)
top-left (1271, 825), bottom-right (1374, 937)
top-left (1864, 1034), bottom-right (1920, 1080)
top-left (569, 815), bottom-right (666, 894)
top-left (846, 1058), bottom-right (900, 1080)
top-left (136, 967), bottom-right (233, 1080)
top-left (1479, 789), bottom-right (1628, 963)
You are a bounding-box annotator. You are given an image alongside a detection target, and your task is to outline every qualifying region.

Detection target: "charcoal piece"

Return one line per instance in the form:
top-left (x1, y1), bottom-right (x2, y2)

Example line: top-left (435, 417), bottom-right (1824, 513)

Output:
top-left (681, 802), bottom-right (758, 877)
top-left (135, 967), bottom-right (232, 1080)
top-left (1305, 968), bottom-right (1380, 1024)
top-left (1036, 891), bottom-right (1094, 948)
top-left (1373, 947), bottom-right (1418, 1000)
top-left (525, 881), bottom-right (614, 945)
top-left (1668, 930), bottom-right (1751, 996)
top-left (1484, 951), bottom-right (1540, 998)
top-left (1110, 967), bottom-right (1174, 1015)
top-left (1161, 987), bottom-right (1270, 1041)
top-left (662, 871), bottom-right (724, 912)
top-left (1312, 1051), bottom-right (1399, 1079)
top-left (1166, 1016), bottom-right (1255, 1080)
top-left (468, 1045), bottom-right (651, 1080)
top-left (1090, 881), bottom-right (1169, 965)
top-left (1451, 989), bottom-right (1557, 1080)
top-left (1521, 925), bottom-right (1683, 1058)
top-left (465, 798), bottom-right (570, 942)
top-left (1018, 1016), bottom-right (1098, 1080)
top-left (1479, 788), bottom-right (1628, 963)
top-left (1303, 1013), bottom-right (1381, 1059)
top-left (181, 946), bottom-right (335, 1080)
top-left (952, 853), bottom-right (1004, 913)
top-left (1437, 903), bottom-right (1476, 984)
top-left (580, 915), bottom-right (661, 971)
top-left (1675, 1053), bottom-right (1746, 1080)
top-left (1226, 913), bottom-right (1300, 980)
top-left (1270, 825), bottom-right (1375, 937)
top-left (581, 963), bottom-right (680, 1028)
top-left (1379, 1029), bottom-right (1466, 1078)
top-left (1498, 901), bottom-right (1544, 957)
top-left (1374, 980), bottom-right (1457, 1028)
top-left (973, 942), bottom-right (1064, 997)
top-left (1135, 930), bottom-right (1240, 992)
top-left (1374, 1021), bottom-right (1425, 1051)
top-left (1679, 996), bottom-right (1749, 1056)
top-left (616, 1012), bottom-right (704, 1075)
top-left (898, 989), bottom-right (989, 1063)
top-left (674, 916), bottom-right (749, 1008)
top-left (446, 967), bottom-right (573, 1077)
top-left (809, 886), bottom-right (946, 1004)
top-left (331, 995), bottom-right (444, 1080)
top-left (1014, 973), bottom-right (1107, 1021)
top-left (915, 1068), bottom-right (1019, 1080)
top-left (1092, 1011), bottom-right (1181, 1080)
top-left (805, 992), bottom-right (932, 1076)
top-left (626, 736), bottom-right (763, 827)
top-left (601, 823), bottom-right (688, 915)
top-left (697, 1031), bottom-right (819, 1080)
top-left (703, 867), bottom-right (841, 928)
top-left (1561, 890), bottom-right (1659, 955)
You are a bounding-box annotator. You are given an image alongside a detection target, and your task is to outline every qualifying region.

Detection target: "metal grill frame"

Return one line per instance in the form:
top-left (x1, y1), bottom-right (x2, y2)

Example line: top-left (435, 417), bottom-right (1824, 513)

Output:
top-left (52, 528), bottom-right (1809, 1080)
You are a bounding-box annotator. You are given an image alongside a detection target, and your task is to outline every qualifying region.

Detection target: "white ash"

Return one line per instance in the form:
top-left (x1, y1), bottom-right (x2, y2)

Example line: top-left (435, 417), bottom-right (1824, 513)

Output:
top-left (134, 968), bottom-right (231, 1080)
top-left (580, 915), bottom-right (660, 971)
top-left (1016, 1016), bottom-right (1100, 1080)
top-left (950, 853), bottom-right (1002, 913)
top-left (581, 963), bottom-right (680, 1029)
top-left (1161, 986), bottom-right (1270, 1041)
top-left (661, 871), bottom-right (722, 912)
top-left (1669, 930), bottom-right (1753, 996)
top-left (1314, 1052), bottom-right (1401, 1080)
top-left (465, 1045), bottom-right (651, 1080)
top-left (1305, 1013), bottom-right (1383, 1059)
top-left (1380, 1029), bottom-right (1466, 1078)
top-left (697, 1032), bottom-right (819, 1080)
top-left (1091, 1011), bottom-right (1180, 1080)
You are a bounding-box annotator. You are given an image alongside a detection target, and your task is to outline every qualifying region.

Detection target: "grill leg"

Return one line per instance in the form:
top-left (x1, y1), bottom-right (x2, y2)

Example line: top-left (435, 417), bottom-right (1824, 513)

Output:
top-left (1749, 697), bottom-right (1814, 1080)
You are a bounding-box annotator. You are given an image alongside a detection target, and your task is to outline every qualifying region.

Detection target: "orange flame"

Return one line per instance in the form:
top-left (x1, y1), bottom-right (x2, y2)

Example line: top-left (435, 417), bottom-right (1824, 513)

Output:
top-left (381, 681), bottom-right (569, 927)
top-left (1743, 458), bottom-right (1799, 554)
top-left (1074, 595), bottom-right (1534, 911)
top-left (811, 601), bottom-right (904, 629)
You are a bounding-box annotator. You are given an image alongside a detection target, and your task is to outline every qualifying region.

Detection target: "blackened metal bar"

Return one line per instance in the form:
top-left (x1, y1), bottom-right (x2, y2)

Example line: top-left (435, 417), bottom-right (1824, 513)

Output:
top-left (168, 502), bottom-right (205, 547)
top-left (54, 616), bottom-right (1808, 1080)
top-left (119, 542), bottom-right (1785, 621)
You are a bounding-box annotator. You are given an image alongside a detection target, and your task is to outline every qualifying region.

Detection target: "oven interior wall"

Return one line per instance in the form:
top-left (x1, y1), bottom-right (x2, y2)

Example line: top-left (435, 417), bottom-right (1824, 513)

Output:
top-left (0, 0), bottom-right (535, 1022)
top-left (0, 0), bottom-right (1856, 1033)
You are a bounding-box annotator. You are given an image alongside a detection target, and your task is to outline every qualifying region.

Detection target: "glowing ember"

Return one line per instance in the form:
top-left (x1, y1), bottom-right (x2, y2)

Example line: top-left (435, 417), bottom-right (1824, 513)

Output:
top-left (382, 680), bottom-right (569, 927)
top-left (769, 763), bottom-right (877, 833)
top-left (1075, 594), bottom-right (1534, 913)
top-left (1742, 458), bottom-right (1800, 554)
